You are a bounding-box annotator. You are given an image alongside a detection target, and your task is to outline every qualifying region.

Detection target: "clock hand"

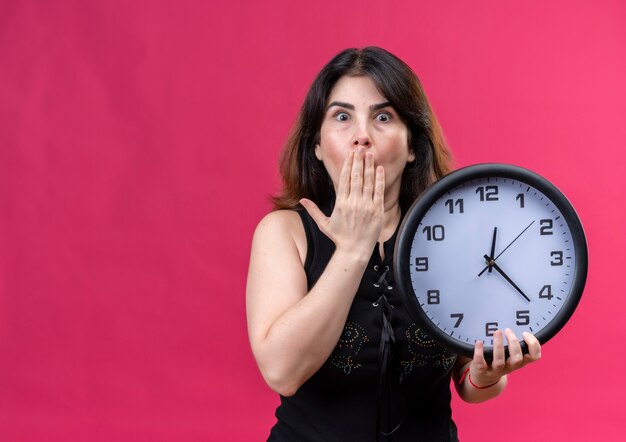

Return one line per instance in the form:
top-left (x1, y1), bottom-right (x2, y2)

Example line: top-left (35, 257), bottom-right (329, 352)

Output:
top-left (483, 254), bottom-right (531, 302)
top-left (488, 226), bottom-right (497, 273)
top-left (478, 227), bottom-right (498, 277)
top-left (478, 220), bottom-right (535, 276)
top-left (494, 220), bottom-right (535, 260)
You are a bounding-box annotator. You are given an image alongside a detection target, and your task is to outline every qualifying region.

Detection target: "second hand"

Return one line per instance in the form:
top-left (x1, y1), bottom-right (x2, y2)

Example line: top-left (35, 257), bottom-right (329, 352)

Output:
top-left (478, 220), bottom-right (536, 276)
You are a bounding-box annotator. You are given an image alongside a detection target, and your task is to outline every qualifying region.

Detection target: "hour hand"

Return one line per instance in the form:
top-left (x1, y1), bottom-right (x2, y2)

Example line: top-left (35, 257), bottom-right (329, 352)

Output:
top-left (478, 227), bottom-right (498, 277)
top-left (488, 227), bottom-right (497, 273)
top-left (483, 254), bottom-right (531, 302)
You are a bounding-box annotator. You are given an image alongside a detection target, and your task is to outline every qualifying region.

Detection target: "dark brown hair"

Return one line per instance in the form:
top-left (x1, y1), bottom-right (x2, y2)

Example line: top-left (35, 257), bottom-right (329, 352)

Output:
top-left (272, 46), bottom-right (453, 211)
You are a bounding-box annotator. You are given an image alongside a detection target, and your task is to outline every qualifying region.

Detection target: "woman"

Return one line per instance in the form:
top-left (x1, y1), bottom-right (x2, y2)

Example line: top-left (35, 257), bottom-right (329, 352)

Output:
top-left (246, 47), bottom-right (541, 441)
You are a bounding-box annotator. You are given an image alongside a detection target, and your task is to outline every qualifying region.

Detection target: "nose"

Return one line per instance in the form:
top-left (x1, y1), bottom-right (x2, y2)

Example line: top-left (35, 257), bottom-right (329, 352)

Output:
top-left (353, 136), bottom-right (371, 147)
top-left (352, 121), bottom-right (372, 147)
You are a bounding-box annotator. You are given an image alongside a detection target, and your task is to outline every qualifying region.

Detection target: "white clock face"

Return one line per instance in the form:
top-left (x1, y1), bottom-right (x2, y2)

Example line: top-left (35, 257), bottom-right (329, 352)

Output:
top-left (408, 176), bottom-right (577, 350)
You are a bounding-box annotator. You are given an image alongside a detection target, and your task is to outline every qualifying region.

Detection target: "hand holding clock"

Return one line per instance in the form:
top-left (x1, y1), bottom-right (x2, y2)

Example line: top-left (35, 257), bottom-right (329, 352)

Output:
top-left (473, 328), bottom-right (541, 381)
top-left (456, 328), bottom-right (542, 402)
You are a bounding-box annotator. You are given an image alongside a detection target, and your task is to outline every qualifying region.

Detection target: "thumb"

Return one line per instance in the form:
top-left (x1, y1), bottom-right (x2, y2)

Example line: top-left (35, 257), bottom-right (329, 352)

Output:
top-left (299, 198), bottom-right (330, 233)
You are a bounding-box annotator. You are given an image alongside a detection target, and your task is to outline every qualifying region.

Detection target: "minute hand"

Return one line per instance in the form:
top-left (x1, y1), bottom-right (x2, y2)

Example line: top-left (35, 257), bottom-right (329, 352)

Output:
top-left (483, 254), bottom-right (531, 302)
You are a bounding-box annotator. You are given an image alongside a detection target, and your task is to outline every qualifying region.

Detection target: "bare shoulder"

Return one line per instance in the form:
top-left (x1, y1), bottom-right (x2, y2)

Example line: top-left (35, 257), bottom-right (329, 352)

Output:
top-left (255, 209), bottom-right (302, 231)
top-left (253, 209), bottom-right (307, 265)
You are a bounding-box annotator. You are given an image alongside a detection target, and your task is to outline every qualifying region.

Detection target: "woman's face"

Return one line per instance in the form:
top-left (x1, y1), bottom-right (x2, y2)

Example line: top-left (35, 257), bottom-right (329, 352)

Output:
top-left (315, 75), bottom-right (415, 200)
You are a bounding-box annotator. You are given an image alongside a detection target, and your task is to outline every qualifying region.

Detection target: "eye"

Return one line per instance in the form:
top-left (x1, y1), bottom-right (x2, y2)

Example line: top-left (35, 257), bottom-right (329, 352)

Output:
top-left (334, 112), bottom-right (350, 122)
top-left (376, 112), bottom-right (391, 122)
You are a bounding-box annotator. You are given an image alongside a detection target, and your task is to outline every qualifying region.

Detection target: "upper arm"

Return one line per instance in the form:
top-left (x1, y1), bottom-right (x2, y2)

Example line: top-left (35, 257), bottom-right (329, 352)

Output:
top-left (245, 210), bottom-right (309, 362)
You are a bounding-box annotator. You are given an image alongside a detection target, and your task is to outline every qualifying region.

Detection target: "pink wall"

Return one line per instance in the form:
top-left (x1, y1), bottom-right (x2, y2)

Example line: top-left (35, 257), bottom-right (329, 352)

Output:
top-left (1, 1), bottom-right (624, 440)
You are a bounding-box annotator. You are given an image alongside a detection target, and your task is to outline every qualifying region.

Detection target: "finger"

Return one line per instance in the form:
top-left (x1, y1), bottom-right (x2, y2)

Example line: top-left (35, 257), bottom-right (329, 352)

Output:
top-left (522, 331), bottom-right (542, 362)
top-left (299, 198), bottom-right (329, 234)
top-left (362, 152), bottom-right (375, 199)
top-left (337, 150), bottom-right (354, 200)
top-left (472, 340), bottom-right (489, 372)
top-left (349, 147), bottom-right (364, 197)
top-left (504, 328), bottom-right (524, 370)
top-left (372, 166), bottom-right (385, 209)
top-left (491, 330), bottom-right (505, 371)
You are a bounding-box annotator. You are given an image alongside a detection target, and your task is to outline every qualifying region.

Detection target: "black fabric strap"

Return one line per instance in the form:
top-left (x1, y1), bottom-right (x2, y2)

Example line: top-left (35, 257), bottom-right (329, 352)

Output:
top-left (374, 268), bottom-right (404, 441)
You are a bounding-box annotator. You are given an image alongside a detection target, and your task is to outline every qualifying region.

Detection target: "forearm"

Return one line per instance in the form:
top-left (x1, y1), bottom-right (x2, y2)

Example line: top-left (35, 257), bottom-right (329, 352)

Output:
top-left (255, 248), bottom-right (369, 396)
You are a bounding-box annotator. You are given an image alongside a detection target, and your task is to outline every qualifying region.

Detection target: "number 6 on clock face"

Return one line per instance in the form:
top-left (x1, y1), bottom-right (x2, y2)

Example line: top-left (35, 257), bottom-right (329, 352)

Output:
top-left (394, 164), bottom-right (588, 358)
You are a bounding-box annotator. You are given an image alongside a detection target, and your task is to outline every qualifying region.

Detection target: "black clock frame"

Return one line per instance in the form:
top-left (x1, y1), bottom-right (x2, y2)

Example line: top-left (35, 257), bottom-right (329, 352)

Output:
top-left (394, 163), bottom-right (588, 358)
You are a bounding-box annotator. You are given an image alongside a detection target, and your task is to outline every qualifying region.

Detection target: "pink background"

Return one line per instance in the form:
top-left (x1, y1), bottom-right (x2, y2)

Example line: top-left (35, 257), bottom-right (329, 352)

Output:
top-left (1, 0), bottom-right (625, 440)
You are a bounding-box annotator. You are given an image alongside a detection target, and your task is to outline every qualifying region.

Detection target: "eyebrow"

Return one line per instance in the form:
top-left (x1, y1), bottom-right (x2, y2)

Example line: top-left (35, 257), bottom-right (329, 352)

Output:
top-left (326, 101), bottom-right (393, 111)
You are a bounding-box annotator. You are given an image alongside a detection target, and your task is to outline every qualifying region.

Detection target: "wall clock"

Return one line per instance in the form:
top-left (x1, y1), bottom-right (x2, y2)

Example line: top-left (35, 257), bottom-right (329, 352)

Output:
top-left (394, 164), bottom-right (588, 358)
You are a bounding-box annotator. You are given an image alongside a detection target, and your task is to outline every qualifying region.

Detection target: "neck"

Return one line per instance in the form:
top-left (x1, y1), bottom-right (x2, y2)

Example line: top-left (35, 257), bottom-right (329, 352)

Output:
top-left (380, 195), bottom-right (402, 242)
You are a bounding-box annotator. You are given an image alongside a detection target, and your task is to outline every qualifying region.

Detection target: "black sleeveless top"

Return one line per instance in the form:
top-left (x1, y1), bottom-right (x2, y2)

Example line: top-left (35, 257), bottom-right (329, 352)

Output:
top-left (268, 206), bottom-right (459, 442)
